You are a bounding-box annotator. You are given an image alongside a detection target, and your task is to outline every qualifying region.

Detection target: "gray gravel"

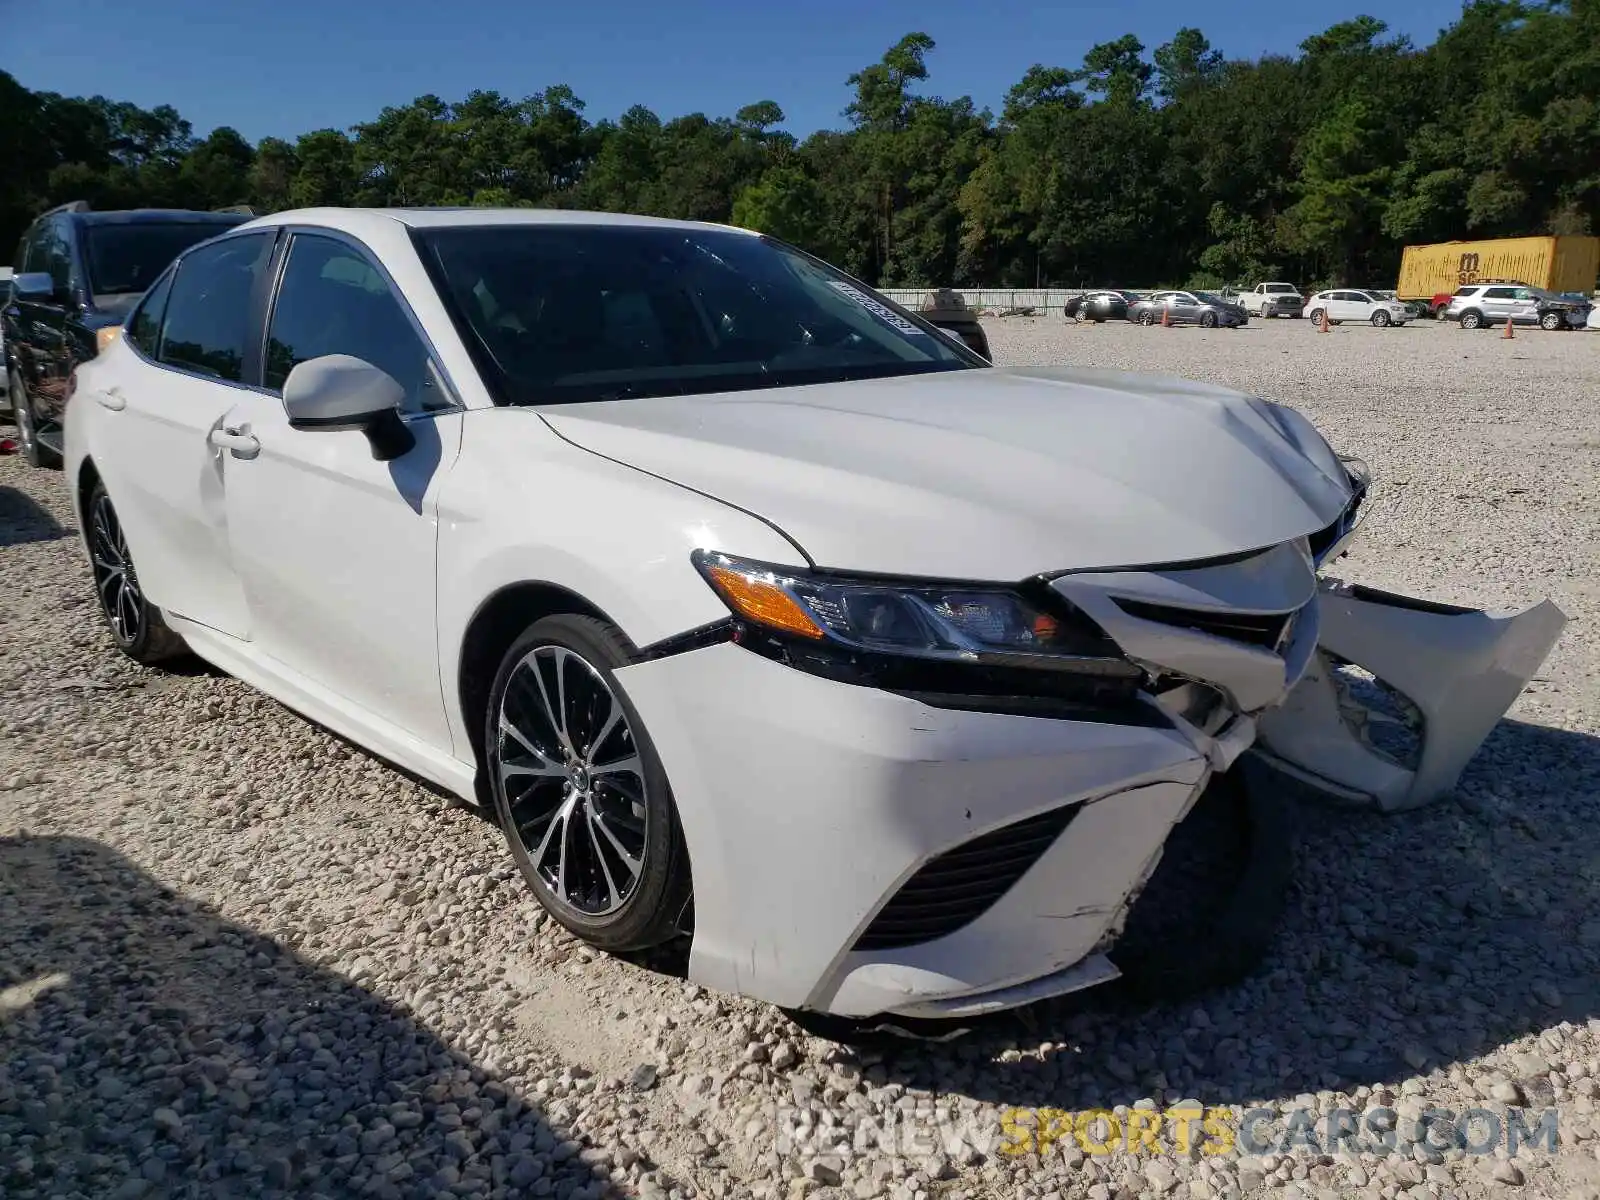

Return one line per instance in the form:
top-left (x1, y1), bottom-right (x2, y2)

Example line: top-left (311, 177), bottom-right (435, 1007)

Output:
top-left (3, 315), bottom-right (1598, 1200)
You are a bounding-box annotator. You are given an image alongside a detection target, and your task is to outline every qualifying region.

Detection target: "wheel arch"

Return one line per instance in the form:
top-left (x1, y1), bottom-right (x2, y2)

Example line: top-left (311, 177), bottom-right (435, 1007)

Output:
top-left (74, 456), bottom-right (102, 534)
top-left (456, 580), bottom-right (630, 805)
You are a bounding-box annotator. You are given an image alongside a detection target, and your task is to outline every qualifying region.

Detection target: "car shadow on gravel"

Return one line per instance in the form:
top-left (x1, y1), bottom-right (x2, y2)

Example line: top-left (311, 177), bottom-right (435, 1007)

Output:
top-left (856, 716), bottom-right (1600, 1116)
top-left (0, 834), bottom-right (616, 1200)
top-left (0, 485), bottom-right (66, 546)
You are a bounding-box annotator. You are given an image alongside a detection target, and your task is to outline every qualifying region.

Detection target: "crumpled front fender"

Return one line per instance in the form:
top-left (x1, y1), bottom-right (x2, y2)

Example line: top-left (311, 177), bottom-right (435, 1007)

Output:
top-left (1254, 581), bottom-right (1567, 812)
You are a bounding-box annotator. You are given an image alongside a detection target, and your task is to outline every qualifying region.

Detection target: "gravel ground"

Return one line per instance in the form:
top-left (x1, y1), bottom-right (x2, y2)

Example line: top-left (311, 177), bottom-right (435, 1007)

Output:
top-left (3, 315), bottom-right (1598, 1200)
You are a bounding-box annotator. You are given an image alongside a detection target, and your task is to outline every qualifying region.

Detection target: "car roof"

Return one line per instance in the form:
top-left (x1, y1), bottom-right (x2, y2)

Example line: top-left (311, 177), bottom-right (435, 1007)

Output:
top-left (235, 206), bottom-right (757, 239)
top-left (69, 209), bottom-right (252, 227)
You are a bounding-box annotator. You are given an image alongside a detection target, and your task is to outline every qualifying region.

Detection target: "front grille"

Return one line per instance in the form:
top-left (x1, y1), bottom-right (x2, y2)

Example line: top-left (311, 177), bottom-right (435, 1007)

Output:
top-left (853, 805), bottom-right (1080, 951)
top-left (1113, 598), bottom-right (1292, 649)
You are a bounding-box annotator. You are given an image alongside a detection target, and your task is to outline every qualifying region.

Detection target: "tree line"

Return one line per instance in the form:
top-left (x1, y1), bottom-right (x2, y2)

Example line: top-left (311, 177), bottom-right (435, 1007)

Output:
top-left (3, 1), bottom-right (1596, 290)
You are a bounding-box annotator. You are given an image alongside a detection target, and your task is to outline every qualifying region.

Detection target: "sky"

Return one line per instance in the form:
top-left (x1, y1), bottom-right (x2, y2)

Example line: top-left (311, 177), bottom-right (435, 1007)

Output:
top-left (5, 0), bottom-right (1471, 144)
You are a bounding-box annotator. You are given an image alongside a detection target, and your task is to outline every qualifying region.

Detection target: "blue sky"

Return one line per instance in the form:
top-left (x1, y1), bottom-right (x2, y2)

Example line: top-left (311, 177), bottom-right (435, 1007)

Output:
top-left (7, 0), bottom-right (1469, 144)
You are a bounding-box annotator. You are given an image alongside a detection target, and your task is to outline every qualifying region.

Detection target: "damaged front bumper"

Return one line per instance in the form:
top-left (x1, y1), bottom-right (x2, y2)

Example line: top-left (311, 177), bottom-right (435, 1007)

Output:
top-left (1254, 580), bottom-right (1567, 812)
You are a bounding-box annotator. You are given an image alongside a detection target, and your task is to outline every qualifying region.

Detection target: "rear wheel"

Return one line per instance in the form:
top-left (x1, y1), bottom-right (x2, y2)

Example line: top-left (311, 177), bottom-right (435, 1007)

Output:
top-left (1371, 310), bottom-right (1391, 328)
top-left (1459, 309), bottom-right (1483, 330)
top-left (86, 482), bottom-right (187, 664)
top-left (1137, 310), bottom-right (1157, 326)
top-left (486, 614), bottom-right (691, 952)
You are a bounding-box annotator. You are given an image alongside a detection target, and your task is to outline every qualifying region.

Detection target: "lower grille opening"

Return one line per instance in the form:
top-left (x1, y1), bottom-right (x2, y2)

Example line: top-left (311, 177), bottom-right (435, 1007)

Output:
top-left (1113, 598), bottom-right (1291, 648)
top-left (853, 804), bottom-right (1079, 951)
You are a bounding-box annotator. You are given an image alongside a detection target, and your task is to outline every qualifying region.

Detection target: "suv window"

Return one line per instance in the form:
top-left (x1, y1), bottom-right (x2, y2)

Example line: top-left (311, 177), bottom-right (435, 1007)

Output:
top-left (126, 269), bottom-right (176, 357)
top-left (85, 222), bottom-right (235, 297)
top-left (264, 233), bottom-right (450, 414)
top-left (40, 219), bottom-right (74, 291)
top-left (1483, 287), bottom-right (1516, 299)
top-left (1453, 286), bottom-right (1477, 297)
top-left (157, 233), bottom-right (274, 382)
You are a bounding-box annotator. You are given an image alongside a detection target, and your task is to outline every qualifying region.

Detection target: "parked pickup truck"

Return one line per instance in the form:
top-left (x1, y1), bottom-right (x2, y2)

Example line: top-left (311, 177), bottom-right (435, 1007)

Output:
top-left (1239, 282), bottom-right (1305, 318)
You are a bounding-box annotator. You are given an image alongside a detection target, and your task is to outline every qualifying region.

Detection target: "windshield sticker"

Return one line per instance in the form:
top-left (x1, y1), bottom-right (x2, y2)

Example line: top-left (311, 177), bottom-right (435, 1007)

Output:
top-left (827, 281), bottom-right (928, 335)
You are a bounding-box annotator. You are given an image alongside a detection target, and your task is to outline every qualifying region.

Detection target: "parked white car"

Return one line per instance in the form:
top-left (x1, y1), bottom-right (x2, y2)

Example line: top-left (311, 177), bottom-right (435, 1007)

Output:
top-left (63, 208), bottom-right (1565, 1024)
top-left (1304, 289), bottom-right (1412, 327)
top-left (1240, 282), bottom-right (1305, 318)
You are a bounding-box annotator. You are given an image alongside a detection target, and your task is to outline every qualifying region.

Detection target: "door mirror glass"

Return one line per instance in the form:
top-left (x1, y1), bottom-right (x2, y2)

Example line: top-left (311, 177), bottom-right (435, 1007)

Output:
top-left (12, 272), bottom-right (56, 302)
top-left (283, 354), bottom-right (414, 461)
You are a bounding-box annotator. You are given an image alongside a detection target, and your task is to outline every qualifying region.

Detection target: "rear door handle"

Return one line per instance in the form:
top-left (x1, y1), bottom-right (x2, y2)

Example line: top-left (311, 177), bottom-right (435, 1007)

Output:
top-left (208, 425), bottom-right (260, 460)
top-left (95, 386), bottom-right (126, 411)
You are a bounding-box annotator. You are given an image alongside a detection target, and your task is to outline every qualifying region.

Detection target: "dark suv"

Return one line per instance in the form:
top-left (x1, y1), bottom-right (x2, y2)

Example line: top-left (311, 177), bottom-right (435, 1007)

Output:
top-left (4, 202), bottom-right (252, 466)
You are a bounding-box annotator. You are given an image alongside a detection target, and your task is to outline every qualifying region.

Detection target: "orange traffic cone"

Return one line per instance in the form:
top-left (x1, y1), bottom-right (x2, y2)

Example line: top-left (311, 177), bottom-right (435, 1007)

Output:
top-left (1161, 306), bottom-right (1171, 328)
top-left (1318, 308), bottom-right (1331, 333)
top-left (1502, 317), bottom-right (1514, 339)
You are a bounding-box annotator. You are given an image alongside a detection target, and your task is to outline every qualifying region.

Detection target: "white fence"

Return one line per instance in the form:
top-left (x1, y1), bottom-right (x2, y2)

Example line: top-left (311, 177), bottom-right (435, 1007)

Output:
top-left (878, 288), bottom-right (1089, 315)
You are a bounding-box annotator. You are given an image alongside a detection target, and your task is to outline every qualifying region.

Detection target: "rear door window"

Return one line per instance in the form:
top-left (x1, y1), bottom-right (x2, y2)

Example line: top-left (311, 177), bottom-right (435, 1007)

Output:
top-left (126, 269), bottom-right (176, 358)
top-left (1483, 287), bottom-right (1516, 300)
top-left (157, 233), bottom-right (275, 383)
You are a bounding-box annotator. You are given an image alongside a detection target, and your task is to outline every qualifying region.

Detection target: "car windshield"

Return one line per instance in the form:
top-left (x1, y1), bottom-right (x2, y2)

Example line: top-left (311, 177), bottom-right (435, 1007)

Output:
top-left (1193, 291), bottom-right (1226, 305)
top-left (84, 222), bottom-right (237, 296)
top-left (416, 225), bottom-right (978, 405)
top-left (1265, 284), bottom-right (1296, 293)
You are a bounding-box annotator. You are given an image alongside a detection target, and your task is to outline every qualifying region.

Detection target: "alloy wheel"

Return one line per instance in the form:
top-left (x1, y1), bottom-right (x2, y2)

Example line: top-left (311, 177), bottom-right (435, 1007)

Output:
top-left (89, 491), bottom-right (144, 646)
top-left (1372, 311), bottom-right (1391, 327)
top-left (495, 645), bottom-right (649, 916)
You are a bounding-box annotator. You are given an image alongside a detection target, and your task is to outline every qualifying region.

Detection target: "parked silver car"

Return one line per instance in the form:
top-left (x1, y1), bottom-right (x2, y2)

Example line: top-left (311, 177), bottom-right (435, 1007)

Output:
top-left (1444, 282), bottom-right (1592, 330)
top-left (1129, 290), bottom-right (1250, 328)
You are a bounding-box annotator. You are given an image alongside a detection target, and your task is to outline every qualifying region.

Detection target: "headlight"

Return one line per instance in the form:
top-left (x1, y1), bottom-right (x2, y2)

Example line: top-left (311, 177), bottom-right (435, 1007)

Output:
top-left (693, 551), bottom-right (1132, 674)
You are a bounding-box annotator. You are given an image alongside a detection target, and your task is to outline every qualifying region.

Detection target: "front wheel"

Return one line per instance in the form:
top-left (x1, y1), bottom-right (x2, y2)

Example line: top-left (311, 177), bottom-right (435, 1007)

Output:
top-left (86, 482), bottom-right (188, 664)
top-left (1371, 311), bottom-right (1391, 328)
top-left (10, 372), bottom-right (60, 470)
top-left (1540, 311), bottom-right (1563, 331)
top-left (1137, 310), bottom-right (1157, 326)
top-left (487, 614), bottom-right (691, 952)
top-left (1200, 311), bottom-right (1219, 328)
top-left (1308, 308), bottom-right (1325, 326)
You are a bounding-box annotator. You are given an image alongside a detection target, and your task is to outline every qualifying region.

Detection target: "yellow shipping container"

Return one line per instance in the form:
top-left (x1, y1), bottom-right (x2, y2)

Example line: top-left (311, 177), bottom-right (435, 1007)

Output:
top-left (1396, 235), bottom-right (1600, 302)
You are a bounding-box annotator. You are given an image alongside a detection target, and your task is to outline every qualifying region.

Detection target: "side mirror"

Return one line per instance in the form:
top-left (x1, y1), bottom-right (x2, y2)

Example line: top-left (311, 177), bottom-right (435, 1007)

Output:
top-left (282, 354), bottom-right (415, 462)
top-left (12, 272), bottom-right (58, 303)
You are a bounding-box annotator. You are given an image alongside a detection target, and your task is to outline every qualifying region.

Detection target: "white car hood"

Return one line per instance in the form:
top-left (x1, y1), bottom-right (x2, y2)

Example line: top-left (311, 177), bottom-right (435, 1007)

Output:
top-left (538, 366), bottom-right (1355, 579)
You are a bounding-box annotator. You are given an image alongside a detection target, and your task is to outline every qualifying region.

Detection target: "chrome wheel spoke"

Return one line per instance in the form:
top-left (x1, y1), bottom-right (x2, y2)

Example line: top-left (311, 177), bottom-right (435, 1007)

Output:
top-left (584, 805), bottom-right (624, 904)
top-left (590, 807), bottom-right (643, 880)
top-left (591, 753), bottom-right (641, 779)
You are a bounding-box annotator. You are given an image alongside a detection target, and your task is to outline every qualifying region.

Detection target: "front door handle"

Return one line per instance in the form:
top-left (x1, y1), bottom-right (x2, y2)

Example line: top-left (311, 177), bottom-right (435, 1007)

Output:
top-left (208, 425), bottom-right (260, 460)
top-left (95, 387), bottom-right (126, 411)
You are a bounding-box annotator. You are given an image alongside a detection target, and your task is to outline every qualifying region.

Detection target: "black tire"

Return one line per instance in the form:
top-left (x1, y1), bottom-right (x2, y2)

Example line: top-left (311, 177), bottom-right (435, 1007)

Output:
top-left (1540, 311), bottom-right (1563, 332)
top-left (1200, 311), bottom-right (1219, 328)
top-left (1101, 764), bottom-right (1293, 1003)
top-left (1137, 310), bottom-right (1157, 326)
top-left (11, 371), bottom-right (61, 470)
top-left (1307, 308), bottom-right (1323, 326)
top-left (1371, 310), bottom-right (1391, 328)
top-left (486, 613), bottom-right (690, 952)
top-left (85, 481), bottom-right (188, 664)
top-left (1459, 309), bottom-right (1483, 330)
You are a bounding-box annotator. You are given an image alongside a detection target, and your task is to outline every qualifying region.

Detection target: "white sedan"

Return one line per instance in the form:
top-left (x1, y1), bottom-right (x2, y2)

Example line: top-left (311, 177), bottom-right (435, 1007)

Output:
top-left (63, 208), bottom-right (1564, 1024)
top-left (1304, 289), bottom-right (1412, 327)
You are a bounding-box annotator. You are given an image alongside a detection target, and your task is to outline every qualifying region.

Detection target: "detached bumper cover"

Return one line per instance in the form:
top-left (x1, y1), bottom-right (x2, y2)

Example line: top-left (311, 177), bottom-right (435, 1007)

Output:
top-left (1255, 581), bottom-right (1566, 812)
